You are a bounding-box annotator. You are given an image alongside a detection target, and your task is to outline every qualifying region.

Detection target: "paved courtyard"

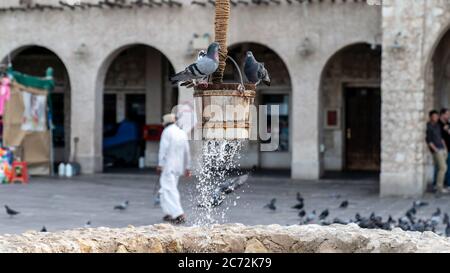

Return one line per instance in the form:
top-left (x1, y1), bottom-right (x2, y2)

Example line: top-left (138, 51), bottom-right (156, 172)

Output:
top-left (0, 172), bottom-right (448, 235)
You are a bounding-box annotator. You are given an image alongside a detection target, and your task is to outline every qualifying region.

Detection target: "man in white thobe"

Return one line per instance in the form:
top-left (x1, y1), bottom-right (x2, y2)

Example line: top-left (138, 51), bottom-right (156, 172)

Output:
top-left (157, 114), bottom-right (192, 224)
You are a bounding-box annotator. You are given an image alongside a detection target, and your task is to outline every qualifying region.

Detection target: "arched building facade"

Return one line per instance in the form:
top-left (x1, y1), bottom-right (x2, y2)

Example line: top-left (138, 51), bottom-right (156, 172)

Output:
top-left (3, 0), bottom-right (444, 196)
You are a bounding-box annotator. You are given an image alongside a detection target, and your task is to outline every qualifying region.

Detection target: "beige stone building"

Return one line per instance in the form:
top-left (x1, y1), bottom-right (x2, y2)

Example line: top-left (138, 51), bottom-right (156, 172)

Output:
top-left (1, 0), bottom-right (449, 197)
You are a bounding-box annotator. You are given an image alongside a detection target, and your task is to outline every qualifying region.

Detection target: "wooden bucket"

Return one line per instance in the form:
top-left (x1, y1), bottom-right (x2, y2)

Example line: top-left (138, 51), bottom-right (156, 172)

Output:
top-left (194, 83), bottom-right (256, 140)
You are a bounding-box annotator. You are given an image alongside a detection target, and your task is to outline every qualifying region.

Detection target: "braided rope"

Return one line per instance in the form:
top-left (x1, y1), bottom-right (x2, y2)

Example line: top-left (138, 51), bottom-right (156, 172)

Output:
top-left (211, 0), bottom-right (230, 84)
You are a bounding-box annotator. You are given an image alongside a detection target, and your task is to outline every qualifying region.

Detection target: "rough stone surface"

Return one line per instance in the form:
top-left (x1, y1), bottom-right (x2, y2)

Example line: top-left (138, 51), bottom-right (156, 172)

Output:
top-left (381, 0), bottom-right (450, 196)
top-left (2, 224), bottom-right (450, 253)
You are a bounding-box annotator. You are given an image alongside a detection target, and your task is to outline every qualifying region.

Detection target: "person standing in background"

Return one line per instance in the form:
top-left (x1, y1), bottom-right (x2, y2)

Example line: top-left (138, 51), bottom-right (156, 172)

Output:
top-left (439, 108), bottom-right (450, 188)
top-left (427, 110), bottom-right (448, 194)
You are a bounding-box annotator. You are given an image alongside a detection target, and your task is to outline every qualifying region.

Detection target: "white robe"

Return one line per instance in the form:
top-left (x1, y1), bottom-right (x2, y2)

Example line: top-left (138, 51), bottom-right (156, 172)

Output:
top-left (158, 123), bottom-right (191, 218)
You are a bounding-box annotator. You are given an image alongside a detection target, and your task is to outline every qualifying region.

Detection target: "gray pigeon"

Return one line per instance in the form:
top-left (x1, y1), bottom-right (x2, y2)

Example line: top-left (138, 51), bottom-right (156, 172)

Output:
top-left (244, 51), bottom-right (270, 86)
top-left (319, 209), bottom-right (329, 220)
top-left (218, 174), bottom-right (249, 194)
top-left (305, 210), bottom-right (316, 224)
top-left (197, 189), bottom-right (225, 208)
top-left (171, 43), bottom-right (220, 86)
top-left (264, 198), bottom-right (277, 211)
top-left (339, 200), bottom-right (349, 209)
top-left (180, 50), bottom-right (207, 88)
top-left (114, 200), bottom-right (129, 211)
top-left (5, 205), bottom-right (19, 217)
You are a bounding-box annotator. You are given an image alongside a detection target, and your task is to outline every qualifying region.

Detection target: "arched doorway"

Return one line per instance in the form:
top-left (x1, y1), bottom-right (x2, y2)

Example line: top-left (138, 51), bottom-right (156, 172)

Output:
top-left (428, 28), bottom-right (450, 111)
top-left (320, 43), bottom-right (381, 173)
top-left (101, 44), bottom-right (178, 171)
top-left (226, 42), bottom-right (292, 170)
top-left (7, 46), bottom-right (71, 164)
top-left (424, 26), bottom-right (450, 183)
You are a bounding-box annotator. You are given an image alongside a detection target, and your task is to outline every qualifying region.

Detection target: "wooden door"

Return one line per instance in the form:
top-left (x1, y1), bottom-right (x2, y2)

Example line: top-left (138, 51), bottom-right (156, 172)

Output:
top-left (345, 87), bottom-right (381, 171)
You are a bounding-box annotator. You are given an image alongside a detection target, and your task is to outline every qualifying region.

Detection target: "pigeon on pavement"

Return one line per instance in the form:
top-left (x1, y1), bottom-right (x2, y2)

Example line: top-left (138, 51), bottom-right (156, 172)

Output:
top-left (298, 210), bottom-right (306, 218)
top-left (218, 174), bottom-right (249, 195)
top-left (433, 208), bottom-right (442, 217)
top-left (333, 217), bottom-right (348, 225)
top-left (339, 200), bottom-right (349, 209)
top-left (5, 205), bottom-right (19, 217)
top-left (264, 198), bottom-right (277, 211)
top-left (114, 200), bottom-right (130, 211)
top-left (413, 200), bottom-right (429, 208)
top-left (198, 190), bottom-right (225, 209)
top-left (305, 210), bottom-right (316, 224)
top-left (319, 209), bottom-right (329, 220)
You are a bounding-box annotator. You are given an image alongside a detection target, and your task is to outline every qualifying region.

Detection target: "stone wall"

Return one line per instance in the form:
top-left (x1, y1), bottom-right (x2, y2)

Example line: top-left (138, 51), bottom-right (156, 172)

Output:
top-left (1, 224), bottom-right (450, 253)
top-left (381, 0), bottom-right (450, 196)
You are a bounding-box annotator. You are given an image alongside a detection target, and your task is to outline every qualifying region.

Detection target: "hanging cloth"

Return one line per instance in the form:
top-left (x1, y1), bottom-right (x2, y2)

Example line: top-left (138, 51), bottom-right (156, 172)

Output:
top-left (2, 68), bottom-right (55, 176)
top-left (0, 77), bottom-right (11, 116)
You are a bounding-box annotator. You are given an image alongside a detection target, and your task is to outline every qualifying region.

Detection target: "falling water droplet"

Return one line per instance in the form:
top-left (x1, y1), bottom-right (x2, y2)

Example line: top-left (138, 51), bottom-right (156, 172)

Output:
top-left (192, 140), bottom-right (244, 226)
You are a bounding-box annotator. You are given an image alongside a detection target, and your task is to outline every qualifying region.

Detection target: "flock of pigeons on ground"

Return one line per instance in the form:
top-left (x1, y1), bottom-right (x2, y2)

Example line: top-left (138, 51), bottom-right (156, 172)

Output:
top-left (264, 192), bottom-right (450, 237)
top-left (6, 173), bottom-right (450, 238)
top-left (2, 174), bottom-right (251, 233)
top-left (4, 200), bottom-right (130, 233)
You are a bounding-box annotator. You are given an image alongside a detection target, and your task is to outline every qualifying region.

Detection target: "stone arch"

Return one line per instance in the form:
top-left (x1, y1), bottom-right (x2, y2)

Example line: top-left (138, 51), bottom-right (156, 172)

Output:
top-left (319, 42), bottom-right (382, 173)
top-left (96, 43), bottom-right (177, 90)
top-left (425, 20), bottom-right (450, 80)
top-left (226, 42), bottom-right (292, 170)
top-left (3, 45), bottom-right (72, 163)
top-left (424, 24), bottom-right (450, 113)
top-left (423, 22), bottom-right (450, 186)
top-left (96, 43), bottom-right (178, 171)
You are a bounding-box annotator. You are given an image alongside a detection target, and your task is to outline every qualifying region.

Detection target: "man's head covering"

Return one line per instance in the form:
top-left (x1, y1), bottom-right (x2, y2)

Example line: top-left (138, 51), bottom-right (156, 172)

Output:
top-left (162, 113), bottom-right (176, 126)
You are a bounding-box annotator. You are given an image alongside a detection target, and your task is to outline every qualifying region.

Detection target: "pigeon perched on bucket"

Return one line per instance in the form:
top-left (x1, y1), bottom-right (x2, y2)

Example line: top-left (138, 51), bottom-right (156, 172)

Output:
top-left (244, 51), bottom-right (271, 86)
top-left (180, 50), bottom-right (207, 88)
top-left (171, 43), bottom-right (220, 87)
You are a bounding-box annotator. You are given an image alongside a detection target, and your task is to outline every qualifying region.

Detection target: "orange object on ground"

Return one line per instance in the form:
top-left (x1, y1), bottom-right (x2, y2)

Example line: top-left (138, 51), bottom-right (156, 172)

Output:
top-left (10, 161), bottom-right (29, 184)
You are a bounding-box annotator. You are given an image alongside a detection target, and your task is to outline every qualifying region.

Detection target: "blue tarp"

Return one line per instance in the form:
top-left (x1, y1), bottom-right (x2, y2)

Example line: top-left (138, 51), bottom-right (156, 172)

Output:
top-left (103, 120), bottom-right (140, 149)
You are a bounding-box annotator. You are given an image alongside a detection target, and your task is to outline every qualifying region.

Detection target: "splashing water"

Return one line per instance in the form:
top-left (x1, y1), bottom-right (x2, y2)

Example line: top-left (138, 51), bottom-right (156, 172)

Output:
top-left (192, 140), bottom-right (244, 226)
